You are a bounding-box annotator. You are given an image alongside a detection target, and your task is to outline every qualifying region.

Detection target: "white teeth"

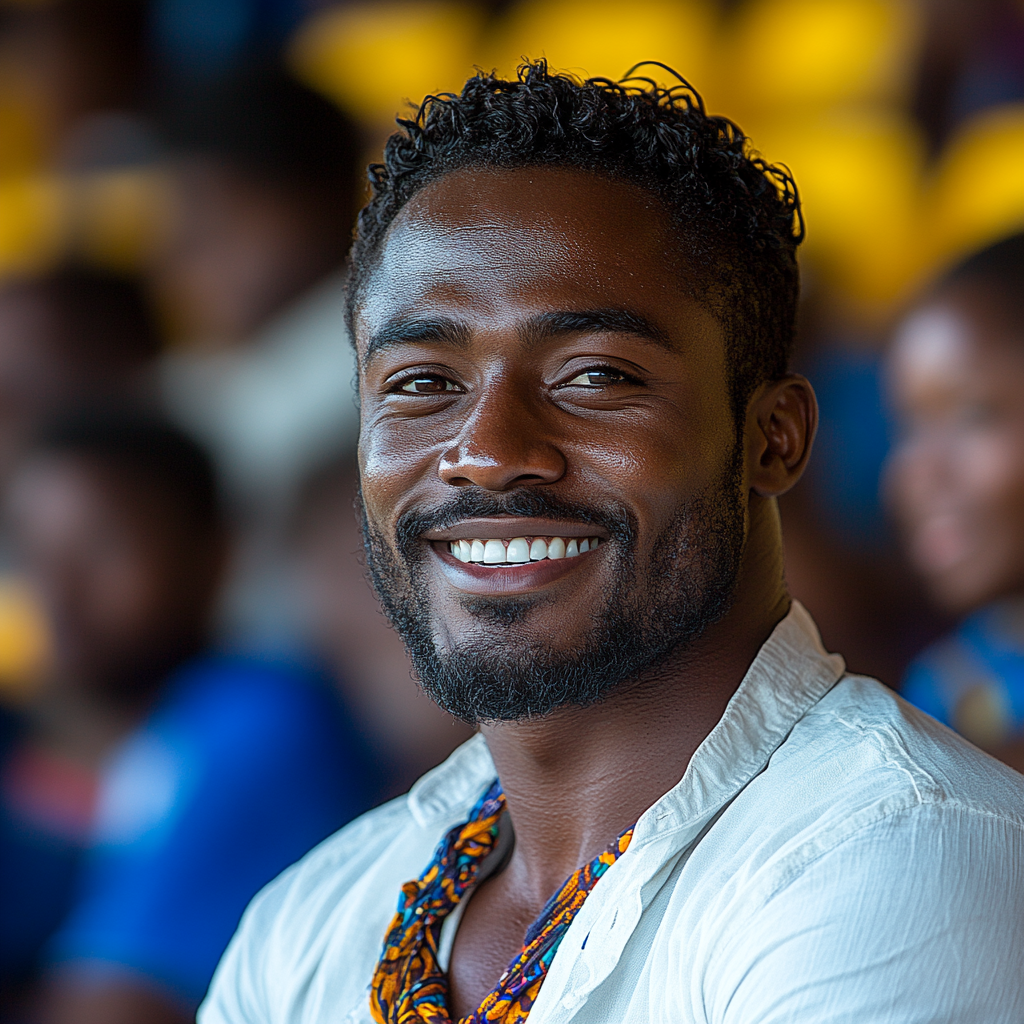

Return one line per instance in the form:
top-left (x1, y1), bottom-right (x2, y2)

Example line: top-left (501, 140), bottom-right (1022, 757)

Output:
top-left (506, 538), bottom-right (530, 563)
top-left (446, 535), bottom-right (601, 564)
top-left (483, 539), bottom-right (506, 564)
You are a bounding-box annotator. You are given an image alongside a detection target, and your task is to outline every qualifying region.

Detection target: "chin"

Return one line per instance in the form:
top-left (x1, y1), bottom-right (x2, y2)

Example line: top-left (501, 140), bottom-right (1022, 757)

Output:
top-left (927, 568), bottom-right (1005, 618)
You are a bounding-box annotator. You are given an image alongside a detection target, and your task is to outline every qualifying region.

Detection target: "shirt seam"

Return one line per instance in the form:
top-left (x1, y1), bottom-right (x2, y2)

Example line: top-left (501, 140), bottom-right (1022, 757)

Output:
top-left (759, 799), bottom-right (1024, 908)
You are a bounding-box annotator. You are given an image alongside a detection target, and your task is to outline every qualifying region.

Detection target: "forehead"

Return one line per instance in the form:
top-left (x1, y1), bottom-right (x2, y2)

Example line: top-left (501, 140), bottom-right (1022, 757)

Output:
top-left (354, 166), bottom-right (713, 347)
top-left (893, 291), bottom-right (1024, 378)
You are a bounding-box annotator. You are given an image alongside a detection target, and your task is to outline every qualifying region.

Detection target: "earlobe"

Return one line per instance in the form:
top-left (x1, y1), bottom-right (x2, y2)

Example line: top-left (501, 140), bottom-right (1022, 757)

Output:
top-left (747, 375), bottom-right (818, 498)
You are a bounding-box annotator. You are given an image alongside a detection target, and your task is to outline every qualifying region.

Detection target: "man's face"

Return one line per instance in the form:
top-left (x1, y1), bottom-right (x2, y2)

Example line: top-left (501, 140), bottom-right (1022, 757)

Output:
top-left (355, 167), bottom-right (748, 722)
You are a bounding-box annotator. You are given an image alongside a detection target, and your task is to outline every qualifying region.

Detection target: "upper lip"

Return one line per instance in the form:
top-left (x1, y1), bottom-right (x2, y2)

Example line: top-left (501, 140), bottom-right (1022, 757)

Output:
top-left (422, 517), bottom-right (611, 542)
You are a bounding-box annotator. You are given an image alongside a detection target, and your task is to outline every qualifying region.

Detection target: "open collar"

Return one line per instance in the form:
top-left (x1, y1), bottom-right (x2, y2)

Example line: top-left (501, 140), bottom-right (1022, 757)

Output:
top-left (407, 602), bottom-right (845, 838)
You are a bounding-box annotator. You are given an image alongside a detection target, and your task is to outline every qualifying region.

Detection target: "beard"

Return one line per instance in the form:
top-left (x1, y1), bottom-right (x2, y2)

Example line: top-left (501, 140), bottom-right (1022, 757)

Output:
top-left (361, 445), bottom-right (747, 724)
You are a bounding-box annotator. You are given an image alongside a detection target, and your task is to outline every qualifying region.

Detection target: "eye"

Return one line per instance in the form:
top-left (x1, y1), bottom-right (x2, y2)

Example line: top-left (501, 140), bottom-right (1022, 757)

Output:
top-left (563, 368), bottom-right (631, 388)
top-left (398, 376), bottom-right (461, 394)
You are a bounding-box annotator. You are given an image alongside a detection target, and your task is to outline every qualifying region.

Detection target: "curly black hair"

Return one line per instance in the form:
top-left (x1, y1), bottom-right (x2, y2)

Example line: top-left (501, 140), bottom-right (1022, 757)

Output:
top-left (347, 60), bottom-right (803, 416)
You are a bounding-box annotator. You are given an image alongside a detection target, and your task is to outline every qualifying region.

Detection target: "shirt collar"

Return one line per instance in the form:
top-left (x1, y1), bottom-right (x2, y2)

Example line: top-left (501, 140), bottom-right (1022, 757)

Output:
top-left (407, 601), bottom-right (845, 834)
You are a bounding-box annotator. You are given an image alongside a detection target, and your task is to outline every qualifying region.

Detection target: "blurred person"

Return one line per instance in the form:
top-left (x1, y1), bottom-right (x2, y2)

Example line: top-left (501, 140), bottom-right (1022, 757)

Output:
top-left (780, 292), bottom-right (947, 688)
top-left (291, 454), bottom-right (474, 797)
top-left (0, 266), bottom-right (160, 487)
top-left (0, 410), bottom-right (371, 1024)
top-left (202, 64), bottom-right (1024, 1024)
top-left (152, 62), bottom-right (363, 644)
top-left (0, 269), bottom-right (161, 983)
top-left (887, 232), bottom-right (1024, 773)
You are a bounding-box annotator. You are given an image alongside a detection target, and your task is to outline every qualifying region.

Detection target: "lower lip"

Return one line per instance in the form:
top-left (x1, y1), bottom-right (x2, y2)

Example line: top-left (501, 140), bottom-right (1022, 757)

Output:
top-left (430, 542), bottom-right (604, 595)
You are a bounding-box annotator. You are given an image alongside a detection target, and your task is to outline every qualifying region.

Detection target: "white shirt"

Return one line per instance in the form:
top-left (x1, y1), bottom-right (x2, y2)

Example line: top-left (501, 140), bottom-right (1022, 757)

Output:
top-left (200, 603), bottom-right (1024, 1023)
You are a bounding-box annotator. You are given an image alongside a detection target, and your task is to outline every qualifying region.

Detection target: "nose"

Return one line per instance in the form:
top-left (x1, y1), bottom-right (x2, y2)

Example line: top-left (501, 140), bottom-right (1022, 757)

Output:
top-left (438, 383), bottom-right (566, 491)
top-left (886, 428), bottom-right (955, 520)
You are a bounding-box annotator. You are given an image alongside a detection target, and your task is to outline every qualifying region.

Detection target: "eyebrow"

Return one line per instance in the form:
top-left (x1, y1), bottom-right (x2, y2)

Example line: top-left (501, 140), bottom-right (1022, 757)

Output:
top-left (361, 306), bottom-right (674, 367)
top-left (522, 308), bottom-right (674, 351)
top-left (363, 317), bottom-right (472, 366)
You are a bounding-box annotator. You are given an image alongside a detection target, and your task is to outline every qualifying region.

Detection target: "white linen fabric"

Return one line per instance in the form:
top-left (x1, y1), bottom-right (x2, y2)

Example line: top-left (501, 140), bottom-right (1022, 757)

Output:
top-left (200, 603), bottom-right (1024, 1023)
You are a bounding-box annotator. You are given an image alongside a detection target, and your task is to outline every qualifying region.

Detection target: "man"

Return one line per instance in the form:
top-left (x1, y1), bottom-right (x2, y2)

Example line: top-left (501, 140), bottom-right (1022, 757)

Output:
top-left (887, 232), bottom-right (1024, 773)
top-left (202, 63), bottom-right (1024, 1024)
top-left (1, 411), bottom-right (370, 1023)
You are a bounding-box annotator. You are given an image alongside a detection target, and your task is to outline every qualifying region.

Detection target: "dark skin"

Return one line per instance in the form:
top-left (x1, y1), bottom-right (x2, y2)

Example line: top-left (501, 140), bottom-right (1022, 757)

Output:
top-left (356, 166), bottom-right (816, 1017)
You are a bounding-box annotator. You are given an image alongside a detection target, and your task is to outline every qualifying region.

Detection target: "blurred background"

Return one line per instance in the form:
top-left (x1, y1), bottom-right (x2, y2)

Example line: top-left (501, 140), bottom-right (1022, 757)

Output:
top-left (0, 0), bottom-right (1020, 1020)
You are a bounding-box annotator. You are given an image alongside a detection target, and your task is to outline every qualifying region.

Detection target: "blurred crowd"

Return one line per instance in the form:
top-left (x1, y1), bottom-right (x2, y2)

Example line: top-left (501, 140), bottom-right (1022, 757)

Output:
top-left (0, 0), bottom-right (1020, 1021)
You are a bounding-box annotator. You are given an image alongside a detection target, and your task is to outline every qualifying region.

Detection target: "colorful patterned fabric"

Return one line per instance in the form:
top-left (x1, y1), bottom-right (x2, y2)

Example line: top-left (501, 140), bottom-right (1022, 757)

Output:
top-left (369, 780), bottom-right (633, 1024)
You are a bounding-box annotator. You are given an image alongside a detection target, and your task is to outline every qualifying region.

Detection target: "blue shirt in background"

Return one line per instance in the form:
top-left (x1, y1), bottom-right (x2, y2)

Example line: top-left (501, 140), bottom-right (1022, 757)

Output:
top-left (903, 602), bottom-right (1024, 749)
top-left (47, 653), bottom-right (374, 1007)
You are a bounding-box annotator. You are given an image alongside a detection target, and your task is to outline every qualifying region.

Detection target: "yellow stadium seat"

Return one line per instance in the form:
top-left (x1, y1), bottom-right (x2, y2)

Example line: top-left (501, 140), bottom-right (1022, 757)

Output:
top-left (750, 109), bottom-right (926, 312)
top-left (0, 575), bottom-right (49, 706)
top-left (723, 0), bottom-right (920, 115)
top-left (0, 175), bottom-right (65, 278)
top-left (289, 2), bottom-right (485, 122)
top-left (925, 104), bottom-right (1024, 277)
top-left (483, 0), bottom-right (716, 98)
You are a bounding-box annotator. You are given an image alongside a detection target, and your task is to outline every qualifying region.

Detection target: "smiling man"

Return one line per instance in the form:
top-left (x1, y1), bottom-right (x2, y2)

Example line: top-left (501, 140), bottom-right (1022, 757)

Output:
top-left (200, 63), bottom-right (1024, 1024)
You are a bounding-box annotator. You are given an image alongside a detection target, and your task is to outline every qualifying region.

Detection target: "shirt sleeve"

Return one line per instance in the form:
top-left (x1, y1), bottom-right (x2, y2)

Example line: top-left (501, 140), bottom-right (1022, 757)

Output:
top-left (706, 803), bottom-right (1024, 1024)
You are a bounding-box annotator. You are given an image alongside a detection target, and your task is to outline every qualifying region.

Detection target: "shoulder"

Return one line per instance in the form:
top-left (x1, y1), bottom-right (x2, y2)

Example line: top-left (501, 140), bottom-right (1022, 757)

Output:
top-left (690, 676), bottom-right (1024, 1021)
top-left (807, 672), bottom-right (1023, 815)
top-left (234, 795), bottom-right (413, 931)
top-left (760, 672), bottom-right (1024, 837)
top-left (200, 737), bottom-right (498, 1023)
top-left (699, 674), bottom-right (1023, 908)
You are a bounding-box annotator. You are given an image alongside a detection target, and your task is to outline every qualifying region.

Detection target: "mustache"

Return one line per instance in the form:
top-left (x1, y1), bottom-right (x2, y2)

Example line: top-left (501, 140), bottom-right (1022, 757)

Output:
top-left (390, 488), bottom-right (638, 554)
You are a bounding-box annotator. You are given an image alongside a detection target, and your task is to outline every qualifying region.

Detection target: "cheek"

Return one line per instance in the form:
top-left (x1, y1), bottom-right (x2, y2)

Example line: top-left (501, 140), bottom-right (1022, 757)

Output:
top-left (959, 431), bottom-right (1024, 525)
top-left (570, 416), bottom-right (728, 542)
top-left (358, 420), bottom-right (438, 528)
top-left (85, 557), bottom-right (166, 635)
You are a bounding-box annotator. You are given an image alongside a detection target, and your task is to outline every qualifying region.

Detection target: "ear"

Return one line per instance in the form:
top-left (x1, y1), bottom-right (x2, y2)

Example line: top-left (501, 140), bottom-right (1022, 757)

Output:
top-left (744, 374), bottom-right (818, 498)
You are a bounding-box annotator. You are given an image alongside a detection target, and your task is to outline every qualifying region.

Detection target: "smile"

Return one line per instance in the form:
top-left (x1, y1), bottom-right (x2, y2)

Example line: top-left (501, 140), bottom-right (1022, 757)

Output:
top-left (447, 536), bottom-right (601, 565)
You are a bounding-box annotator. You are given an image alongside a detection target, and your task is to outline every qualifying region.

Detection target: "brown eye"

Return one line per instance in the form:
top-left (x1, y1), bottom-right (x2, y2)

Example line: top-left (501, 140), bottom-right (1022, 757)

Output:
top-left (400, 377), bottom-right (459, 394)
top-left (565, 369), bottom-right (626, 387)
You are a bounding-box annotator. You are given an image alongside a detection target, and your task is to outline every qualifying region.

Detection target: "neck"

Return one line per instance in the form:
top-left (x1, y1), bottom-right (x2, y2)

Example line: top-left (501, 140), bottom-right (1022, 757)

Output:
top-left (479, 494), bottom-right (790, 907)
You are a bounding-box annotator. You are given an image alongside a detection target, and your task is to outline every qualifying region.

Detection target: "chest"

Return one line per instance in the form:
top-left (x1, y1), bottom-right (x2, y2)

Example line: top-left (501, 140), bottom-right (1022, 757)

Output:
top-left (445, 875), bottom-right (543, 1020)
